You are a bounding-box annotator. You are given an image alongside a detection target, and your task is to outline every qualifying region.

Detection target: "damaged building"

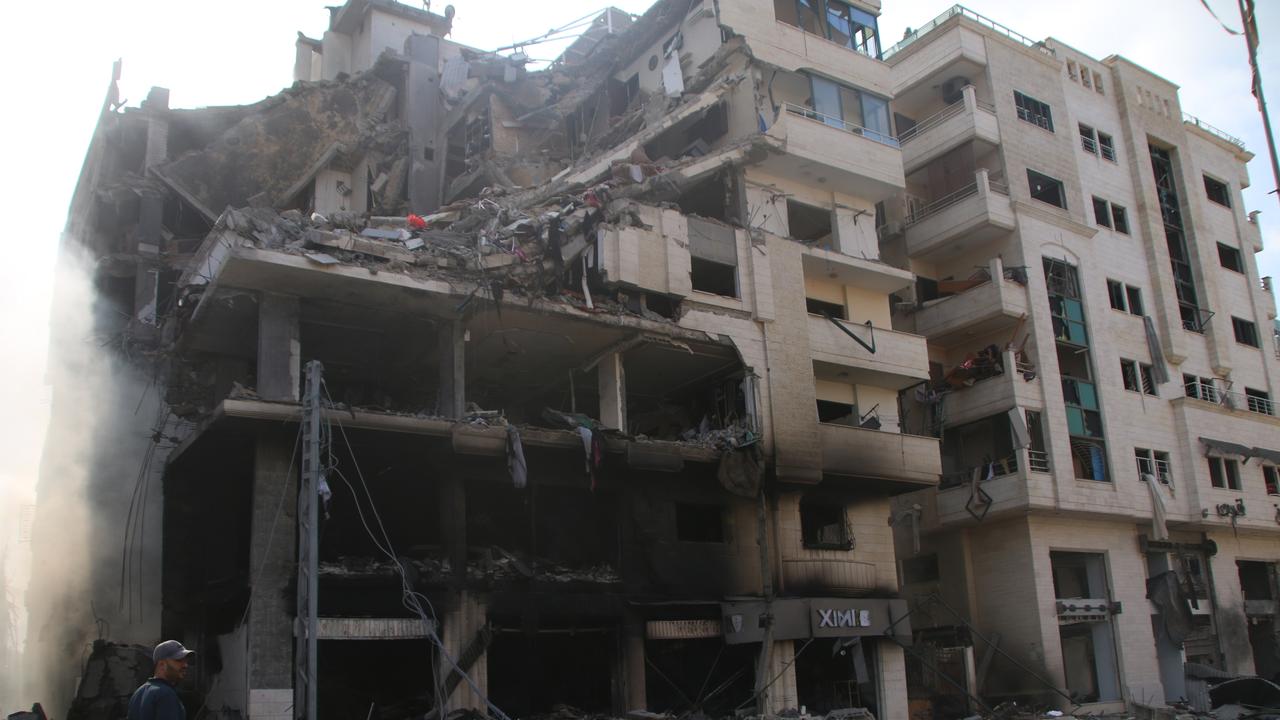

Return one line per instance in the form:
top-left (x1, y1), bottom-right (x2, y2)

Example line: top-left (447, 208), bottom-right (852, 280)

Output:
top-left (36, 0), bottom-right (927, 718)
top-left (27, 0), bottom-right (1280, 719)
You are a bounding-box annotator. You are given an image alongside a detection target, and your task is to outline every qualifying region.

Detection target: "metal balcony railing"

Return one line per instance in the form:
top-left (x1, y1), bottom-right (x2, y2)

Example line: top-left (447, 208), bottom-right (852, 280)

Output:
top-left (1137, 457), bottom-right (1172, 484)
top-left (1028, 449), bottom-right (1050, 473)
top-left (1182, 112), bottom-right (1247, 150)
top-left (882, 5), bottom-right (1053, 60)
top-left (781, 103), bottom-right (900, 148)
top-left (904, 182), bottom-right (979, 226)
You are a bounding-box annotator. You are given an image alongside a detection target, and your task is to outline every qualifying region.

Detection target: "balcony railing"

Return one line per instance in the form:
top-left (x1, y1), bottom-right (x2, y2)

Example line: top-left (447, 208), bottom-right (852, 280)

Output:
top-left (782, 103), bottom-right (900, 148)
top-left (1028, 449), bottom-right (1050, 473)
top-left (1137, 457), bottom-right (1172, 484)
top-left (1182, 112), bottom-right (1247, 151)
top-left (1184, 382), bottom-right (1277, 417)
top-left (904, 175), bottom-right (1007, 226)
top-left (940, 453), bottom-right (1018, 490)
top-left (881, 5), bottom-right (1053, 60)
top-left (898, 102), bottom-right (964, 145)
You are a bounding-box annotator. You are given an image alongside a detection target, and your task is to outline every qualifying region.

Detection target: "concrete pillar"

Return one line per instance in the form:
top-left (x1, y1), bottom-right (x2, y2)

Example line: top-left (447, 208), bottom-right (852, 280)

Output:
top-left (438, 591), bottom-right (489, 714)
top-left (438, 472), bottom-right (467, 581)
top-left (961, 83), bottom-right (977, 113)
top-left (257, 294), bottom-right (301, 402)
top-left (598, 352), bottom-right (626, 431)
top-left (293, 38), bottom-right (318, 83)
top-left (878, 641), bottom-right (910, 720)
top-left (405, 34), bottom-right (443, 213)
top-left (247, 431), bottom-right (297, 720)
top-left (975, 167), bottom-right (991, 197)
top-left (763, 640), bottom-right (798, 714)
top-left (437, 320), bottom-right (465, 418)
top-left (614, 617), bottom-right (646, 712)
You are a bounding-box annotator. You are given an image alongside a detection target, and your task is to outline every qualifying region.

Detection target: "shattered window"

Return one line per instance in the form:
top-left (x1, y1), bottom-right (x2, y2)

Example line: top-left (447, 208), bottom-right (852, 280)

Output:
top-left (796, 0), bottom-right (823, 35)
top-left (800, 499), bottom-right (852, 550)
top-left (1218, 242), bottom-right (1245, 273)
top-left (1027, 169), bottom-right (1066, 209)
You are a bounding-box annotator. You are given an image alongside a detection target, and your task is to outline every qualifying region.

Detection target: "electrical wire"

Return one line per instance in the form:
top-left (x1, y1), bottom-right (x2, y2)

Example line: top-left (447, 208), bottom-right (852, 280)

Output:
top-left (320, 379), bottom-right (514, 720)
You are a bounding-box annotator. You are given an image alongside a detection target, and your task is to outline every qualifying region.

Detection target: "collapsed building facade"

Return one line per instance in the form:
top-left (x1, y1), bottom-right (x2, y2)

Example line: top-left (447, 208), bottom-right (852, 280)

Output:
top-left (27, 0), bottom-right (1279, 718)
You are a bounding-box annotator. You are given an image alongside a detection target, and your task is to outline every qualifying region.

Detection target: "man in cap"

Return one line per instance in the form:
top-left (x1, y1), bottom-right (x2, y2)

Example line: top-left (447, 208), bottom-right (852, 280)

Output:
top-left (127, 640), bottom-right (193, 720)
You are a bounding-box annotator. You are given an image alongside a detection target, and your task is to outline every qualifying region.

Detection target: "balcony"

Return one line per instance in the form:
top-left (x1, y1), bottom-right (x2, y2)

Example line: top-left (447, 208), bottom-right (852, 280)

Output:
top-left (764, 103), bottom-right (906, 203)
top-left (781, 557), bottom-right (878, 597)
top-left (807, 315), bottom-right (930, 389)
top-left (899, 86), bottom-right (1000, 174)
top-left (940, 350), bottom-right (1043, 427)
top-left (913, 258), bottom-right (1028, 346)
top-left (1259, 276), bottom-right (1277, 321)
top-left (819, 422), bottom-right (941, 487)
top-left (902, 169), bottom-right (1015, 261)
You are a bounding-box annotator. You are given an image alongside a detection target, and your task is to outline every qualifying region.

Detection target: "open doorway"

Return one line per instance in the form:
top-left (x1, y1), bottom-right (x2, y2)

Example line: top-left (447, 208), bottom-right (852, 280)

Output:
top-left (1238, 561), bottom-right (1280, 681)
top-left (1051, 552), bottom-right (1121, 702)
top-left (794, 638), bottom-right (881, 717)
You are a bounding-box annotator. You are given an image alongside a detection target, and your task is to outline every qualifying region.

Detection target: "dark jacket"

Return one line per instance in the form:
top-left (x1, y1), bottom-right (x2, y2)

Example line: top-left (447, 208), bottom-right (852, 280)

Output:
top-left (127, 678), bottom-right (186, 720)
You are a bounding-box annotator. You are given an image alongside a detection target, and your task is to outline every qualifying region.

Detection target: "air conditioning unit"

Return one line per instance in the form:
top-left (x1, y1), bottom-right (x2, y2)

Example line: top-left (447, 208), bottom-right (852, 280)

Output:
top-left (941, 76), bottom-right (971, 105)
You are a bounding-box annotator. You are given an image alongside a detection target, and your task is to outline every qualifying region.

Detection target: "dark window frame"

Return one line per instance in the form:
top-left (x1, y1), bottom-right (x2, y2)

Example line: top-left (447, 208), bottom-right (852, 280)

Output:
top-left (1232, 316), bottom-right (1260, 348)
top-left (1207, 456), bottom-right (1242, 491)
top-left (1015, 91), bottom-right (1054, 131)
top-left (1093, 196), bottom-right (1111, 228)
top-left (1028, 169), bottom-right (1067, 209)
top-left (1217, 243), bottom-right (1245, 273)
top-left (1098, 132), bottom-right (1116, 161)
top-left (1264, 465), bottom-right (1279, 495)
top-left (1203, 175), bottom-right (1231, 208)
top-left (1080, 123), bottom-right (1097, 154)
top-left (1120, 359), bottom-right (1140, 392)
top-left (1125, 285), bottom-right (1144, 316)
top-left (1111, 204), bottom-right (1129, 234)
top-left (1107, 279), bottom-right (1126, 311)
top-left (799, 499), bottom-right (854, 550)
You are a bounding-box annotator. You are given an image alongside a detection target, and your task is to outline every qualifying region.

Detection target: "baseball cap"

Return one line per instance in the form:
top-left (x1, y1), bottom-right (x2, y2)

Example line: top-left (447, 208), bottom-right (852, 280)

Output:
top-left (153, 640), bottom-right (195, 664)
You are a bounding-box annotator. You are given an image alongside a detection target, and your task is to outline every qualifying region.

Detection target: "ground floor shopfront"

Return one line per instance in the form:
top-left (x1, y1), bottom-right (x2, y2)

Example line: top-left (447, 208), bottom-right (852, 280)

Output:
top-left (897, 515), bottom-right (1280, 713)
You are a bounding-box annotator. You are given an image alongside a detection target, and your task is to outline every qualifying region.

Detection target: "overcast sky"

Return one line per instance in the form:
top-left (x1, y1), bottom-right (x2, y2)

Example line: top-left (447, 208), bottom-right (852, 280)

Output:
top-left (0, 1), bottom-right (1276, 606)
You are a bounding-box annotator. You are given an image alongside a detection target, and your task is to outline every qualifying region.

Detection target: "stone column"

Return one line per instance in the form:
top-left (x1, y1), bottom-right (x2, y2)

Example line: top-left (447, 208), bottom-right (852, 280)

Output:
top-left (598, 352), bottom-right (626, 431)
top-left (247, 431), bottom-right (297, 720)
top-left (257, 294), bottom-right (301, 402)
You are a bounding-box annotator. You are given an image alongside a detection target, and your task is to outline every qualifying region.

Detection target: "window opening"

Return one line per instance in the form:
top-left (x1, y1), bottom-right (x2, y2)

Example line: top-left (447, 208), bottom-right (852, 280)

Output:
top-left (1080, 124), bottom-right (1097, 154)
top-left (1245, 387), bottom-right (1274, 416)
top-left (788, 200), bottom-right (834, 245)
top-left (1028, 169), bottom-right (1066, 209)
top-left (1232, 316), bottom-right (1260, 347)
top-left (800, 499), bottom-right (853, 549)
top-left (1093, 196), bottom-right (1111, 228)
top-left (1151, 145), bottom-right (1208, 333)
top-left (1098, 132), bottom-right (1116, 161)
top-left (1203, 175), bottom-right (1231, 207)
top-left (1111, 205), bottom-right (1129, 234)
top-left (1264, 465), bottom-right (1279, 495)
top-left (1217, 243), bottom-right (1245, 273)
top-left (1015, 91), bottom-right (1054, 131)
top-left (1107, 280), bottom-right (1126, 311)
top-left (1125, 285), bottom-right (1143, 316)
top-left (806, 297), bottom-right (846, 319)
top-left (1207, 456), bottom-right (1241, 490)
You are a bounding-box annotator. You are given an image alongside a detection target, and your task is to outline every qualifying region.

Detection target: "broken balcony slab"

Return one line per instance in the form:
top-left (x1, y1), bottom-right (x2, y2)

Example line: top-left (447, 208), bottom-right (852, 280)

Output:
top-left (166, 397), bottom-right (723, 467)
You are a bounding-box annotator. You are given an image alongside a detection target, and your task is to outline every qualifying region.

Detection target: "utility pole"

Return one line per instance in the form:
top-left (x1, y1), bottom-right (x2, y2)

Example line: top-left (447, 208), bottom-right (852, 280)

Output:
top-left (295, 361), bottom-right (323, 719)
top-left (1238, 0), bottom-right (1280, 205)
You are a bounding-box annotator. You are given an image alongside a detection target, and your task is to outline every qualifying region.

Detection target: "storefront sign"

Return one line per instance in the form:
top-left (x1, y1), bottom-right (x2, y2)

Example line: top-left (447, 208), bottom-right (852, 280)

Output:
top-left (721, 598), bottom-right (911, 645)
top-left (646, 619), bottom-right (722, 640)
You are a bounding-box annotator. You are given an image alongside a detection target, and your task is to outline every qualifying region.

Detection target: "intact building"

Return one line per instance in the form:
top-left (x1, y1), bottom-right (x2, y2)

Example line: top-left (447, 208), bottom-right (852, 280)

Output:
top-left (880, 5), bottom-right (1280, 713)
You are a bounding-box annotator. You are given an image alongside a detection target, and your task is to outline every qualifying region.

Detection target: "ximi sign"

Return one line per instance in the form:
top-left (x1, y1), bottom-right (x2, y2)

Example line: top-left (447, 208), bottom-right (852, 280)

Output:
top-left (719, 598), bottom-right (912, 645)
